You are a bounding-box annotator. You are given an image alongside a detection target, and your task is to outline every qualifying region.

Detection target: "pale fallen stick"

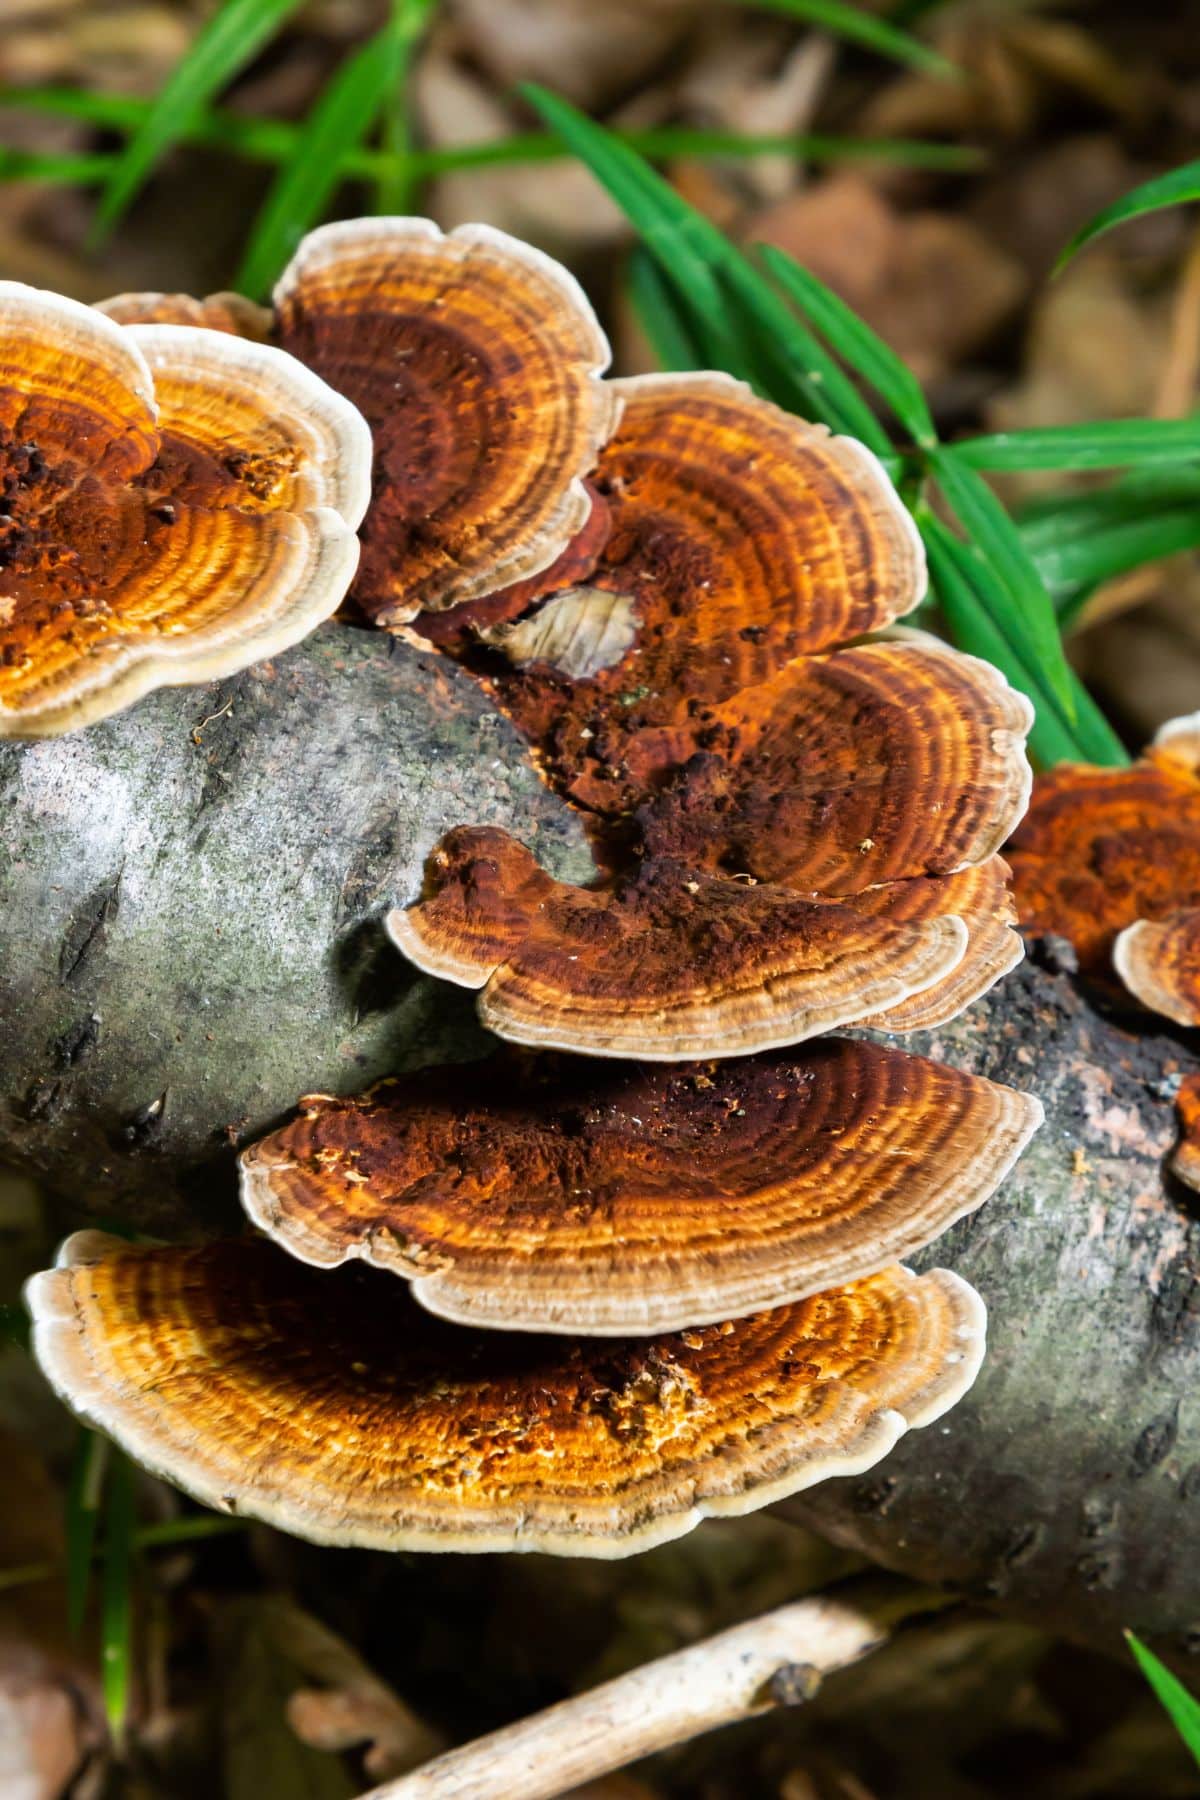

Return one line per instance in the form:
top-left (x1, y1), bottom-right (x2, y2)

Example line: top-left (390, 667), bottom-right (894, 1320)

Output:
top-left (363, 1581), bottom-right (950, 1800)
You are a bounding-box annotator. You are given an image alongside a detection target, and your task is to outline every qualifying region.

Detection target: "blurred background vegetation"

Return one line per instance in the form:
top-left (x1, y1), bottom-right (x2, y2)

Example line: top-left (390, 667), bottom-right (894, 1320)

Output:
top-left (4, 2), bottom-right (1200, 1796)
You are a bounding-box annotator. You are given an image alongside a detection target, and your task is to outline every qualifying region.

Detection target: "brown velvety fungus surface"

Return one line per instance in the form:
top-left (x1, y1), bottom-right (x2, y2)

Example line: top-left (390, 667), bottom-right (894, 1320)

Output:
top-left (28, 1232), bottom-right (985, 1556)
top-left (632, 642), bottom-right (1032, 894)
top-left (387, 826), bottom-right (973, 1060)
top-left (97, 289), bottom-right (275, 339)
top-left (272, 217), bottom-right (618, 625)
top-left (1172, 1071), bottom-right (1200, 1192)
top-left (239, 1042), bottom-right (1041, 1334)
top-left (453, 372), bottom-right (926, 816)
top-left (0, 283), bottom-right (371, 737)
top-left (852, 858), bottom-right (1023, 1033)
top-left (1114, 910), bottom-right (1200, 1027)
top-left (1008, 712), bottom-right (1200, 1010)
top-left (386, 375), bottom-right (1031, 1053)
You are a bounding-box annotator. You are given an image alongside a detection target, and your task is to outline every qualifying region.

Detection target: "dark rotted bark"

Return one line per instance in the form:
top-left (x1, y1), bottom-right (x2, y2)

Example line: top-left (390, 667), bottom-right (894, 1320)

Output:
top-left (1, 623), bottom-right (1198, 1661)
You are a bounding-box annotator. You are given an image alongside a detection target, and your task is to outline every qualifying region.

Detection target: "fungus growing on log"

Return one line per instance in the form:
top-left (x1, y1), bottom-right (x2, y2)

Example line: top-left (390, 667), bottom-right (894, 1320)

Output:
top-left (27, 1232), bottom-right (984, 1556)
top-left (1172, 1071), bottom-right (1200, 1192)
top-left (436, 372), bottom-right (927, 816)
top-left (387, 826), bottom-right (971, 1059)
top-left (104, 218), bottom-right (618, 626)
top-left (1008, 710), bottom-right (1200, 1021)
top-left (389, 641), bottom-right (1033, 1058)
top-left (99, 289), bottom-right (274, 339)
top-left (239, 1042), bottom-right (1041, 1334)
top-left (45, 219), bottom-right (1042, 1559)
top-left (0, 283), bottom-right (370, 737)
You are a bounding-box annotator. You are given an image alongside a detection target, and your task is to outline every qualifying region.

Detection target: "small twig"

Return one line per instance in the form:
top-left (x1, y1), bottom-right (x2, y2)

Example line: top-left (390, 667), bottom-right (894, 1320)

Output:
top-left (191, 696), bottom-right (234, 744)
top-left (363, 1579), bottom-right (952, 1800)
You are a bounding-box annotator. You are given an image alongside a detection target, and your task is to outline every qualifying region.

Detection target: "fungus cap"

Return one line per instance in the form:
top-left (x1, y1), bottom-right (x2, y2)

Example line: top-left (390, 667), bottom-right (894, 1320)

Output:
top-left (1113, 911), bottom-right (1200, 1027)
top-left (387, 826), bottom-right (971, 1061)
top-left (27, 1233), bottom-right (985, 1557)
top-left (0, 283), bottom-right (371, 737)
top-left (273, 217), bottom-right (619, 624)
top-left (1008, 714), bottom-right (1200, 1005)
top-left (466, 372), bottom-right (927, 814)
top-left (97, 289), bottom-right (274, 339)
top-left (1172, 1072), bottom-right (1200, 1193)
top-left (240, 1042), bottom-right (1042, 1334)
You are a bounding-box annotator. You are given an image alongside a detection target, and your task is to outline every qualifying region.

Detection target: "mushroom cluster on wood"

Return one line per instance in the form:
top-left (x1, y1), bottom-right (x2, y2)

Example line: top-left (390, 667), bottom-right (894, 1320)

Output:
top-left (24, 218), bottom-right (1042, 1557)
top-left (0, 283), bottom-right (370, 737)
top-left (1009, 712), bottom-right (1200, 1027)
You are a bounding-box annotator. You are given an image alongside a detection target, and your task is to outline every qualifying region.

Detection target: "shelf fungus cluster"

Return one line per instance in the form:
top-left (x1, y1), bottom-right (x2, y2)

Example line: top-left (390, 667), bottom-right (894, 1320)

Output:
top-left (26, 218), bottom-right (1042, 1556)
top-left (0, 282), bottom-right (370, 737)
top-left (1009, 712), bottom-right (1200, 1029)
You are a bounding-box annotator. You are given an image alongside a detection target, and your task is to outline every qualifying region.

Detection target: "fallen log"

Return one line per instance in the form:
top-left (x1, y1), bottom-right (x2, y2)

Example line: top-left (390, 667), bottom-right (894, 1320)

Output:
top-left (1, 625), bottom-right (1196, 1660)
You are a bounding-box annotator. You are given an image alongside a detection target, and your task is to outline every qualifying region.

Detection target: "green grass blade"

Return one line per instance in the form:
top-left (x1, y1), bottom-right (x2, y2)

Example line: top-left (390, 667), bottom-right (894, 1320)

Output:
top-left (956, 417), bottom-right (1200, 471)
top-left (0, 147), bottom-right (115, 185)
top-left (758, 242), bottom-right (937, 446)
top-left (101, 1450), bottom-right (136, 1744)
top-left (1018, 467), bottom-right (1200, 544)
top-left (521, 87), bottom-right (782, 396)
top-left (930, 446), bottom-right (1076, 715)
top-left (374, 0), bottom-right (438, 214)
top-left (65, 1427), bottom-right (108, 1639)
top-left (421, 127), bottom-right (982, 175)
top-left (1057, 159), bottom-right (1200, 273)
top-left (522, 85), bottom-right (894, 451)
top-left (234, 22), bottom-right (404, 299)
top-left (93, 0), bottom-right (306, 241)
top-left (1127, 1631), bottom-right (1200, 1768)
top-left (922, 512), bottom-right (1128, 768)
top-left (628, 246), bottom-right (706, 371)
top-left (1, 87), bottom-right (983, 177)
top-left (1042, 511), bottom-right (1200, 607)
top-left (724, 0), bottom-right (958, 77)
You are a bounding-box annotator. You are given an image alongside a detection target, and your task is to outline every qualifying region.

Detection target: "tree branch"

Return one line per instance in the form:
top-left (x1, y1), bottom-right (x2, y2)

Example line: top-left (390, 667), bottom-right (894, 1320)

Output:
top-left (364, 1582), bottom-right (947, 1800)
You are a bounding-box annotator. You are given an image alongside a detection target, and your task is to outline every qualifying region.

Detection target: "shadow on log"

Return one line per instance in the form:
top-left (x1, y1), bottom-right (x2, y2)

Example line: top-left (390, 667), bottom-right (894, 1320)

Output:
top-left (1, 625), bottom-right (1197, 1660)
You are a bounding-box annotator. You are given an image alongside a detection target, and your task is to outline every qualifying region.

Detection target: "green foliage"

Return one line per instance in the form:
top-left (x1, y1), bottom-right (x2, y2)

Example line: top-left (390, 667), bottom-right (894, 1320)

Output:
top-left (921, 512), bottom-right (1127, 769)
top-left (725, 0), bottom-right (958, 78)
top-left (928, 448), bottom-right (1075, 715)
top-left (92, 0), bottom-right (307, 241)
top-left (0, 86), bottom-right (984, 180)
top-left (100, 1449), bottom-right (136, 1741)
top-left (234, 20), bottom-right (407, 298)
top-left (375, 0), bottom-right (441, 214)
top-left (758, 243), bottom-right (936, 446)
top-left (956, 418), bottom-right (1200, 472)
top-left (1057, 158), bottom-right (1200, 272)
top-left (1127, 1631), bottom-right (1200, 1768)
top-left (527, 85), bottom-right (1125, 765)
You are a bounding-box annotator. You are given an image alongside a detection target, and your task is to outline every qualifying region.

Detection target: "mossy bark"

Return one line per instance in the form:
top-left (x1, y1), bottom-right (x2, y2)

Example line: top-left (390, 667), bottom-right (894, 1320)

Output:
top-left (2, 624), bottom-right (1197, 1660)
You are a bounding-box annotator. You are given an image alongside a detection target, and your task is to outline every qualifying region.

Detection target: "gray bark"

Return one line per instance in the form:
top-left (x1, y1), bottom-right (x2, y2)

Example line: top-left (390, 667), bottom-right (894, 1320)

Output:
top-left (0, 624), bottom-right (591, 1234)
top-left (2, 623), bottom-right (1197, 1662)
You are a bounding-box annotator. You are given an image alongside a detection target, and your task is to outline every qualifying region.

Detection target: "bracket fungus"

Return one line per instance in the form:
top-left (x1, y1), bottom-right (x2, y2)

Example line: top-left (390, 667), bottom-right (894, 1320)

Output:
top-left (1009, 711), bottom-right (1200, 1025)
top-left (389, 634), bottom-right (1032, 1059)
top-left (0, 282), bottom-right (370, 737)
top-left (106, 217), bottom-right (618, 627)
top-left (239, 1042), bottom-right (1042, 1335)
top-left (12, 218), bottom-right (1044, 1558)
top-left (380, 377), bottom-right (1030, 1058)
top-left (27, 1232), bottom-right (984, 1557)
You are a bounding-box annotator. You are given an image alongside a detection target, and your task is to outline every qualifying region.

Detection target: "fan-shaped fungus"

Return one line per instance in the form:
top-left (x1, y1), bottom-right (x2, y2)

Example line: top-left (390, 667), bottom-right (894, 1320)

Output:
top-left (27, 1232), bottom-right (985, 1557)
top-left (240, 1042), bottom-right (1041, 1334)
top-left (1008, 711), bottom-right (1200, 1023)
top-left (0, 284), bottom-right (370, 737)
